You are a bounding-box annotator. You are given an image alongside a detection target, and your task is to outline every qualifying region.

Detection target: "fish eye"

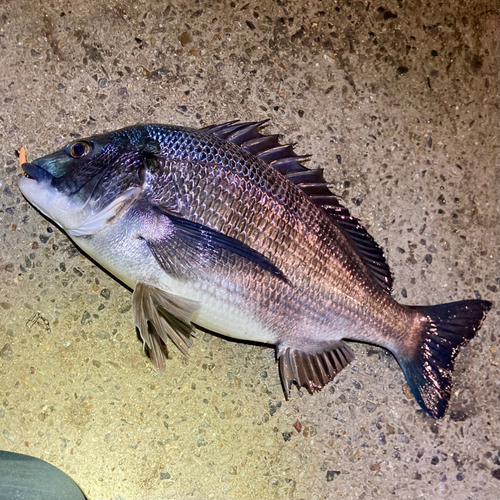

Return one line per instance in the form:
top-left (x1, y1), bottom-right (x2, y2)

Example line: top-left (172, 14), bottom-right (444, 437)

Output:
top-left (69, 141), bottom-right (93, 159)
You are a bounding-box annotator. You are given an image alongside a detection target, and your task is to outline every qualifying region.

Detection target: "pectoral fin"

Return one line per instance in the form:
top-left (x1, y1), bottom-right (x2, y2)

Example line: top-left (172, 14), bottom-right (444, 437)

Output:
top-left (144, 207), bottom-right (287, 282)
top-left (277, 342), bottom-right (355, 398)
top-left (132, 282), bottom-right (199, 371)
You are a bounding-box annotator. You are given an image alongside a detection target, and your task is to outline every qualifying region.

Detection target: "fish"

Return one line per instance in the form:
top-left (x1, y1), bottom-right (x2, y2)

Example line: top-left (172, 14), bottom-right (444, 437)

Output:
top-left (18, 120), bottom-right (491, 418)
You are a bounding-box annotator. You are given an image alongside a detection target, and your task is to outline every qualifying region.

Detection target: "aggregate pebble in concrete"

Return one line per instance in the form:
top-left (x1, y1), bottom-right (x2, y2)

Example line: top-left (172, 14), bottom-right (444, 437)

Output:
top-left (1, 1), bottom-right (499, 499)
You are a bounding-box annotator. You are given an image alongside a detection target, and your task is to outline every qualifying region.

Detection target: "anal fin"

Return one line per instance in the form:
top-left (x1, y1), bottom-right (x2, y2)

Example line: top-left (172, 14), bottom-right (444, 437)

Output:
top-left (132, 282), bottom-right (200, 371)
top-left (278, 342), bottom-right (355, 397)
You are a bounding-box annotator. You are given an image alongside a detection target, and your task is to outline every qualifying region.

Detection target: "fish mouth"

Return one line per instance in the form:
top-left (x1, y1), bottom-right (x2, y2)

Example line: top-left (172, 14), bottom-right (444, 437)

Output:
top-left (21, 163), bottom-right (55, 183)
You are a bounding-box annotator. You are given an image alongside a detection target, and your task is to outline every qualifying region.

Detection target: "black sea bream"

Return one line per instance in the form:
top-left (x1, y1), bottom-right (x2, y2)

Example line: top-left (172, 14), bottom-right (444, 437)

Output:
top-left (18, 121), bottom-right (491, 418)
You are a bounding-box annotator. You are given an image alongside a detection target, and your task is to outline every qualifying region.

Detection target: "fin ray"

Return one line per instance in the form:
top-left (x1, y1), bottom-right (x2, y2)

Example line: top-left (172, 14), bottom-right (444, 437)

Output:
top-left (278, 342), bottom-right (355, 397)
top-left (132, 282), bottom-right (199, 371)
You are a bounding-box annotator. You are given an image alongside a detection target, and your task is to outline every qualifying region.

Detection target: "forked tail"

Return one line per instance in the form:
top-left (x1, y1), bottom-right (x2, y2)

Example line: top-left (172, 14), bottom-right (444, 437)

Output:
top-left (396, 300), bottom-right (491, 418)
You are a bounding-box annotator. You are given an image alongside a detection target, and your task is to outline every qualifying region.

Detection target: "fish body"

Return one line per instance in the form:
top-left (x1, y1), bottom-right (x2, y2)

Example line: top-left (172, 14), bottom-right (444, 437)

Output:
top-left (19, 121), bottom-right (491, 418)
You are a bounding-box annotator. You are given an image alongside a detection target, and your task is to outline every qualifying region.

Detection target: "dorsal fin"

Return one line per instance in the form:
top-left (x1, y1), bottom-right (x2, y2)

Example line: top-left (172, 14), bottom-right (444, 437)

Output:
top-left (201, 121), bottom-right (393, 293)
top-left (202, 120), bottom-right (308, 173)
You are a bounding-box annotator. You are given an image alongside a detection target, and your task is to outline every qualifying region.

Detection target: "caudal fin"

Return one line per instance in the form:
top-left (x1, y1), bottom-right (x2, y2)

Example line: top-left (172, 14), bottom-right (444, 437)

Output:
top-left (397, 300), bottom-right (491, 418)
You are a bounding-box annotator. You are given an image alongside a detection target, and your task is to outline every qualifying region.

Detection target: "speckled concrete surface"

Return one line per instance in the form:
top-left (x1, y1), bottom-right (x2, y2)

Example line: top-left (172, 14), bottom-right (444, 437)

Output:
top-left (1, 1), bottom-right (499, 499)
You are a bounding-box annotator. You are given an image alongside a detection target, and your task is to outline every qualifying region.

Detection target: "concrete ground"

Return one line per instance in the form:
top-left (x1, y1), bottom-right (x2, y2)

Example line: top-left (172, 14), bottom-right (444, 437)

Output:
top-left (1, 1), bottom-right (498, 499)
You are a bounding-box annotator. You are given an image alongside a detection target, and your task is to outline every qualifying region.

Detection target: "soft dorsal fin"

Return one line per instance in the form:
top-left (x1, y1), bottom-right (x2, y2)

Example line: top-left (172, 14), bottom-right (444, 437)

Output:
top-left (202, 120), bottom-right (393, 293)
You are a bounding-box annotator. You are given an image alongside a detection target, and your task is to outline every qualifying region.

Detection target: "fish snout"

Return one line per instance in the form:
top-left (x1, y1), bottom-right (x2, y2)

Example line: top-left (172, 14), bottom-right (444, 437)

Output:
top-left (20, 163), bottom-right (54, 183)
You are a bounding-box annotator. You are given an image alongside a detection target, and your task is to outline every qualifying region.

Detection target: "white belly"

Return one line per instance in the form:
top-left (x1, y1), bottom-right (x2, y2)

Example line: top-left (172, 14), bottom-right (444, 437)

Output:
top-left (72, 227), bottom-right (276, 346)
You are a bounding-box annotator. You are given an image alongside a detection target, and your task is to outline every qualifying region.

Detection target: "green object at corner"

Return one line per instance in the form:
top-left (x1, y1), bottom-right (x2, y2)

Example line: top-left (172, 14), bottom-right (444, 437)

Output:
top-left (0, 450), bottom-right (86, 500)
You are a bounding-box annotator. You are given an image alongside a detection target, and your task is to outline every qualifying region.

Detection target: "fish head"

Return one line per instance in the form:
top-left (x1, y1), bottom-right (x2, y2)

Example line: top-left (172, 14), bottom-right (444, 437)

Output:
top-left (18, 129), bottom-right (151, 237)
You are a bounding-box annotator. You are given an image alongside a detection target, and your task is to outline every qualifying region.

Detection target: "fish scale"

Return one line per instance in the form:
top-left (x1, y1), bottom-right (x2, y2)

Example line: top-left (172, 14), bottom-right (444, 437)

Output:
top-left (18, 121), bottom-right (491, 418)
top-left (180, 169), bottom-right (318, 296)
top-left (143, 146), bottom-right (403, 350)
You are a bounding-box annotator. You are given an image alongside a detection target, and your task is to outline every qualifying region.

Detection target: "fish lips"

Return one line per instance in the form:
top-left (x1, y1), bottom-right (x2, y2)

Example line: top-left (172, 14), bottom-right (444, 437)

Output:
top-left (21, 162), bottom-right (55, 183)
